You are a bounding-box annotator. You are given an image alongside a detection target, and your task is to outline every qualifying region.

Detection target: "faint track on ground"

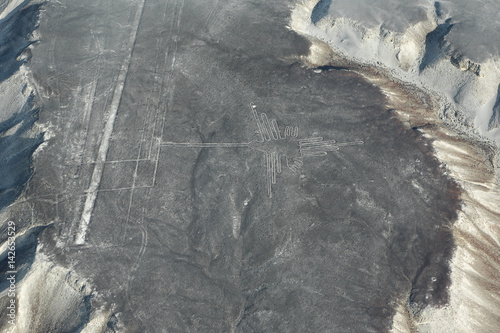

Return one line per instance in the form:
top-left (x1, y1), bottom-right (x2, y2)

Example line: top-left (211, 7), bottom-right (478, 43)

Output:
top-left (124, 214), bottom-right (148, 303)
top-left (122, 0), bottom-right (185, 244)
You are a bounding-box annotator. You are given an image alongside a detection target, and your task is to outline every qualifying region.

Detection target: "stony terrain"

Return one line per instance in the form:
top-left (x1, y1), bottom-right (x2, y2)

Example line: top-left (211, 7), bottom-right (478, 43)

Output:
top-left (1, 1), bottom-right (498, 332)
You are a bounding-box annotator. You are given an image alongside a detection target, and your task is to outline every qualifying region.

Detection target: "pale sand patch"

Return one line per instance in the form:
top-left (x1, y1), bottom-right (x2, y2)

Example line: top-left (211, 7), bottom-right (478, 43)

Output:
top-left (290, 0), bottom-right (500, 145)
top-left (0, 247), bottom-right (113, 333)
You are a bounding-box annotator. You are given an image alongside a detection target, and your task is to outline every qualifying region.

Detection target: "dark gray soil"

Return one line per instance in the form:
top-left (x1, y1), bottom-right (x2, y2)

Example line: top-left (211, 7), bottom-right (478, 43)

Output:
top-left (1, 0), bottom-right (460, 331)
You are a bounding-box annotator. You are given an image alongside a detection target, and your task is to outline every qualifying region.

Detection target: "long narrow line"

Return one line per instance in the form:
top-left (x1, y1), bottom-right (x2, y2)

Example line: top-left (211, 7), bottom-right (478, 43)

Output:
top-left (300, 143), bottom-right (339, 150)
top-left (65, 64), bottom-right (101, 242)
top-left (301, 151), bottom-right (329, 157)
top-left (152, 0), bottom-right (186, 187)
top-left (335, 140), bottom-right (364, 147)
top-left (162, 142), bottom-right (250, 148)
top-left (74, 0), bottom-right (147, 245)
top-left (123, 1), bottom-right (172, 244)
top-left (266, 152), bottom-right (272, 197)
top-left (147, 0), bottom-right (174, 159)
top-left (251, 105), bottom-right (265, 142)
top-left (271, 151), bottom-right (277, 184)
top-left (77, 63), bottom-right (101, 165)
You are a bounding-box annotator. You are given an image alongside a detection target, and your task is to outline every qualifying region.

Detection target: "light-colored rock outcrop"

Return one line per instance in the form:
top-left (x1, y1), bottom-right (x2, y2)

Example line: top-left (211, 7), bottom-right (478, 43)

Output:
top-left (290, 1), bottom-right (500, 332)
top-left (290, 0), bottom-right (500, 146)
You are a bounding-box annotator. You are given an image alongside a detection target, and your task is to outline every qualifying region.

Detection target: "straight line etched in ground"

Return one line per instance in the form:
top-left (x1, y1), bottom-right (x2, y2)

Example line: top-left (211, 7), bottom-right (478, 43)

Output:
top-left (74, 0), bottom-right (147, 245)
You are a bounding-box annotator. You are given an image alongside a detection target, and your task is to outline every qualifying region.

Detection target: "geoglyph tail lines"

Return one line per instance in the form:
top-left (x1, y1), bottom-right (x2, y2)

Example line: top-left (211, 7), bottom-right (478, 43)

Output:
top-left (265, 151), bottom-right (279, 197)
